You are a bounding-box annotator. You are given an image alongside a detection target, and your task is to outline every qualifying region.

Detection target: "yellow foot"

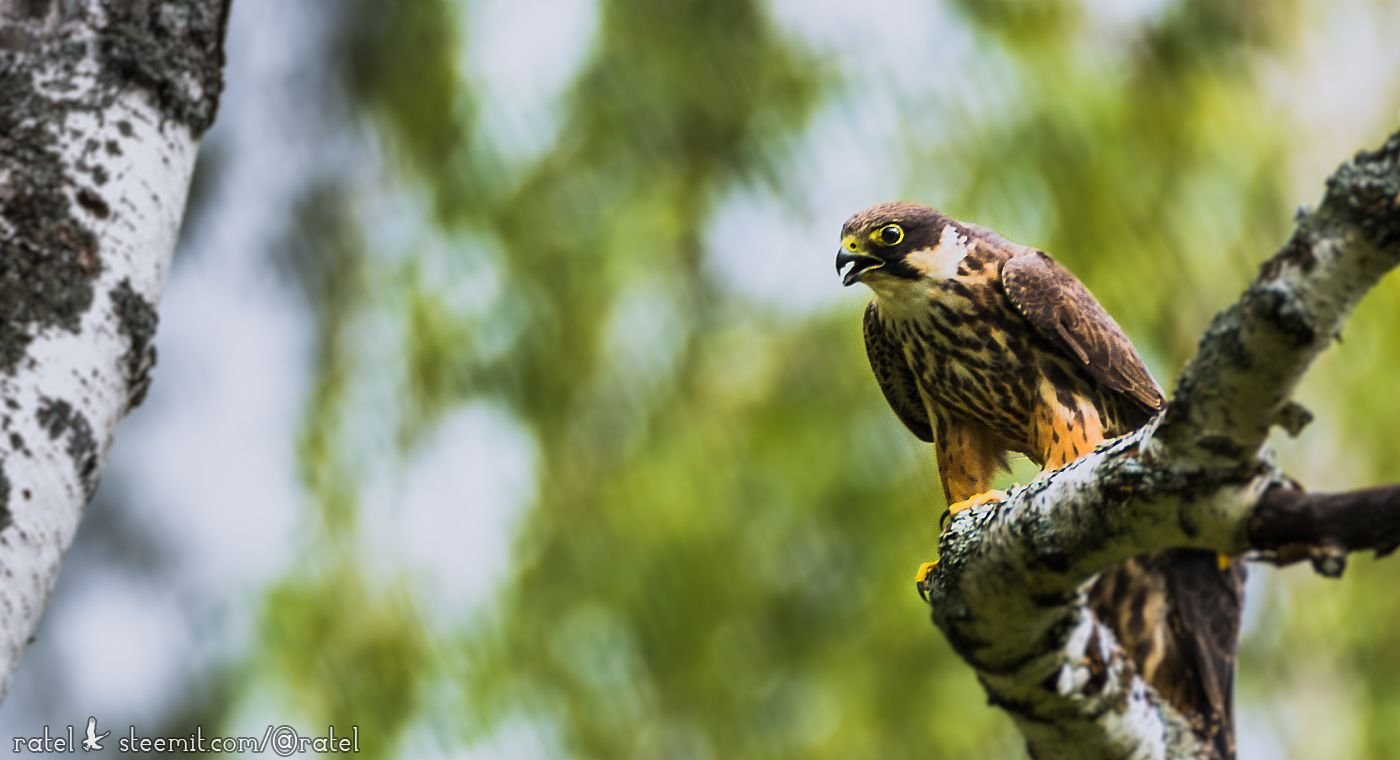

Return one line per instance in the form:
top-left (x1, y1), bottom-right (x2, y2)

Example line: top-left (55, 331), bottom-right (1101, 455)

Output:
top-left (947, 489), bottom-right (1008, 515)
top-left (1216, 552), bottom-right (1233, 571)
top-left (915, 561), bottom-right (938, 603)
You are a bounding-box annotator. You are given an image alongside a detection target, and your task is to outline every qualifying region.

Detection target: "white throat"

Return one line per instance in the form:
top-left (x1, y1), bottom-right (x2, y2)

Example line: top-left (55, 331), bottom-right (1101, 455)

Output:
top-left (865, 224), bottom-right (968, 319)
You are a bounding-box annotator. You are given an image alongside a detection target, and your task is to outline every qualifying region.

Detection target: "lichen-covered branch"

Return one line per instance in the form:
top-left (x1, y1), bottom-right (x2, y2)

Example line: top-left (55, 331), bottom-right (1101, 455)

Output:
top-left (924, 130), bottom-right (1400, 759)
top-left (1159, 133), bottom-right (1400, 464)
top-left (0, 0), bottom-right (229, 695)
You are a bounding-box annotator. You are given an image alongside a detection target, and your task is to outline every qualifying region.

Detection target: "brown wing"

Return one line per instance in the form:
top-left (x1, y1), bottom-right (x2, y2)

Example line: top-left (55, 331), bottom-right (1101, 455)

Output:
top-left (1001, 251), bottom-right (1164, 415)
top-left (1092, 551), bottom-right (1245, 759)
top-left (863, 302), bottom-right (932, 442)
top-left (1159, 550), bottom-right (1246, 759)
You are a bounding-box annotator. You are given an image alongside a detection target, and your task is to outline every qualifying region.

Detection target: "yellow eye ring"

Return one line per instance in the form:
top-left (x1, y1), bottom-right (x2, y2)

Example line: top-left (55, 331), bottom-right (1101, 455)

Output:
top-left (873, 224), bottom-right (904, 247)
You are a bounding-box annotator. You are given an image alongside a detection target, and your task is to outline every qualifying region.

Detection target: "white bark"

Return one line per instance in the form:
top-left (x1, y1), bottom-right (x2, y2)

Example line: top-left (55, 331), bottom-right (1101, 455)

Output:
top-left (0, 0), bottom-right (227, 695)
top-left (925, 131), bottom-right (1400, 758)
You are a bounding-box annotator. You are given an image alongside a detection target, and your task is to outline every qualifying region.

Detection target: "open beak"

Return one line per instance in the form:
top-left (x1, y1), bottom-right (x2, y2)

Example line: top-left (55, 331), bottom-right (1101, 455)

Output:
top-left (836, 249), bottom-right (883, 287)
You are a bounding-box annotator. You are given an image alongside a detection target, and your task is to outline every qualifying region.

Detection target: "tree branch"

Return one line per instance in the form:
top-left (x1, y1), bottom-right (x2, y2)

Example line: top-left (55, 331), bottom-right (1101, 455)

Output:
top-left (1248, 483), bottom-right (1400, 574)
top-left (0, 0), bottom-right (229, 695)
top-left (924, 129), bottom-right (1400, 759)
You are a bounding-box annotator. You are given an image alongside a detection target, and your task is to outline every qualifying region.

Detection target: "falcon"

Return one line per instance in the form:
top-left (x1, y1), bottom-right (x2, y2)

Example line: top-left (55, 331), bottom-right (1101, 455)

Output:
top-left (838, 202), bottom-right (1243, 757)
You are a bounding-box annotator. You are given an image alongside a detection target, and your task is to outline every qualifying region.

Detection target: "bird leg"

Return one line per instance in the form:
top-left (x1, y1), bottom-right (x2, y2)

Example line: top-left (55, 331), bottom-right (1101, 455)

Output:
top-left (919, 425), bottom-right (1012, 600)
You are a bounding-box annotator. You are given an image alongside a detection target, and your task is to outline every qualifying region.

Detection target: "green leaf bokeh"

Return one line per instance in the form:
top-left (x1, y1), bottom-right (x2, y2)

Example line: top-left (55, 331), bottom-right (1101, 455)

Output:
top-left (247, 1), bottom-right (1400, 757)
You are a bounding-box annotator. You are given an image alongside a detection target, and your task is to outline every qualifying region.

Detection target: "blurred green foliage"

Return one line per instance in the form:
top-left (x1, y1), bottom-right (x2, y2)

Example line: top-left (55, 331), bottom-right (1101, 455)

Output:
top-left (253, 0), bottom-right (1400, 757)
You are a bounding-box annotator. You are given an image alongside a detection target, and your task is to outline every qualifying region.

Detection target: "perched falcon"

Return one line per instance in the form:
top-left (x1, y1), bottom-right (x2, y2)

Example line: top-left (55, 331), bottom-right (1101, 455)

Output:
top-left (838, 202), bottom-right (1244, 758)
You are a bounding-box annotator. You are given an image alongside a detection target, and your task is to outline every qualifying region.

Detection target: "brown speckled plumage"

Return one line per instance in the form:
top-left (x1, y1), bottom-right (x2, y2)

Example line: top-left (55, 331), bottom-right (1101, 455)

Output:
top-left (845, 204), bottom-right (1160, 488)
top-left (839, 202), bottom-right (1243, 758)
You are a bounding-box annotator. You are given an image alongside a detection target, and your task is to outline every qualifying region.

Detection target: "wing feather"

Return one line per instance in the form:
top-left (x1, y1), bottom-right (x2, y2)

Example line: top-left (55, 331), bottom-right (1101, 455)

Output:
top-left (1160, 549), bottom-right (1246, 759)
top-left (863, 302), bottom-right (933, 442)
top-left (1002, 251), bottom-right (1165, 415)
top-left (1093, 551), bottom-right (1244, 759)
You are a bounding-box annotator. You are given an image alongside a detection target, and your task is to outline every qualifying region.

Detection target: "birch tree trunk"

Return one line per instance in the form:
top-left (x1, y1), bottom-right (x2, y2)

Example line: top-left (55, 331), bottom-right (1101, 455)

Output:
top-left (924, 130), bottom-right (1400, 758)
top-left (0, 0), bottom-right (230, 695)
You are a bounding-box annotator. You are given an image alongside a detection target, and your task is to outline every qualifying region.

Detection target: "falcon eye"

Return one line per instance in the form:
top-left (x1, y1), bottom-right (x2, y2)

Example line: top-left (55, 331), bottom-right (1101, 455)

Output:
top-left (876, 224), bottom-right (904, 246)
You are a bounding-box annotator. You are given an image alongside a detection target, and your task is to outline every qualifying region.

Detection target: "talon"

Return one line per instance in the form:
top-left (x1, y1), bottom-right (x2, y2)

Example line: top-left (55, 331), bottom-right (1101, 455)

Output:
top-left (939, 508), bottom-right (952, 532)
top-left (915, 561), bottom-right (938, 602)
top-left (947, 489), bottom-right (1008, 515)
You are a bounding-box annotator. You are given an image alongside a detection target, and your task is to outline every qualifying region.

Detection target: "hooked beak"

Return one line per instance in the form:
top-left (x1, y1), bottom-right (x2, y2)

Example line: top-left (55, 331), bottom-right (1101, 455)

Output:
top-left (836, 249), bottom-right (883, 287)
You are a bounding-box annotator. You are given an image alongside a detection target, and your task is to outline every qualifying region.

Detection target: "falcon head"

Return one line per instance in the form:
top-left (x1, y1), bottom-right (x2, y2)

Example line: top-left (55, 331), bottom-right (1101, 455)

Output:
top-left (835, 202), bottom-right (955, 287)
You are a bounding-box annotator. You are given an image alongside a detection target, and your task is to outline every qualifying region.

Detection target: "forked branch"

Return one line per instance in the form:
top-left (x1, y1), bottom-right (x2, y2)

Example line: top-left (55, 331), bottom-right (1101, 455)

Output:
top-left (923, 129), bottom-right (1400, 759)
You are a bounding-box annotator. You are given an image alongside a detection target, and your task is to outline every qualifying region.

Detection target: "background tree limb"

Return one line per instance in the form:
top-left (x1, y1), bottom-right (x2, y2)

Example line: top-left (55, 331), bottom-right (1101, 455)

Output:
top-left (0, 0), bottom-right (229, 695)
top-left (924, 129), bottom-right (1400, 759)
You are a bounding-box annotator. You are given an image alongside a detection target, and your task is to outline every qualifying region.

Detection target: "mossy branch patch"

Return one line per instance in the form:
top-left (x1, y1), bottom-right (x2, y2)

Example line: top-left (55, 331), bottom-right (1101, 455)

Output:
top-left (0, 58), bottom-right (102, 374)
top-left (98, 0), bottom-right (232, 135)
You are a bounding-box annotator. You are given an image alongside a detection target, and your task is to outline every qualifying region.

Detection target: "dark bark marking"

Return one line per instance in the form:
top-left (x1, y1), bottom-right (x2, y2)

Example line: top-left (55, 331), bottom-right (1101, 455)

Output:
top-left (0, 458), bottom-right (9, 531)
top-left (35, 395), bottom-right (98, 498)
top-left (1259, 235), bottom-right (1314, 280)
top-left (109, 277), bottom-right (157, 412)
top-left (1194, 434), bottom-right (1245, 461)
top-left (1331, 133), bottom-right (1400, 251)
top-left (75, 186), bottom-right (109, 218)
top-left (1247, 283), bottom-right (1317, 346)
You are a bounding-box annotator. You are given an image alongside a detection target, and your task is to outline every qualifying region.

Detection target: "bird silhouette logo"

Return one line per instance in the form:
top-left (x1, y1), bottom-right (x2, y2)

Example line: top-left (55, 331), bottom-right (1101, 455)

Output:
top-left (82, 717), bottom-right (109, 752)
